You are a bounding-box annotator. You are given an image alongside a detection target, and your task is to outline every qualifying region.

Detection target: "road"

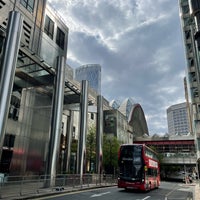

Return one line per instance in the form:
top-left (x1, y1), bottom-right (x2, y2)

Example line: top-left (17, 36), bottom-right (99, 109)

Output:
top-left (36, 181), bottom-right (194, 200)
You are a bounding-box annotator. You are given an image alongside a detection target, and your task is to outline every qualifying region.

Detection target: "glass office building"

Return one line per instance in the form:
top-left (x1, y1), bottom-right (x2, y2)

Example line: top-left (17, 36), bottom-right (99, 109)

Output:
top-left (0, 0), bottom-right (69, 175)
top-left (75, 64), bottom-right (101, 94)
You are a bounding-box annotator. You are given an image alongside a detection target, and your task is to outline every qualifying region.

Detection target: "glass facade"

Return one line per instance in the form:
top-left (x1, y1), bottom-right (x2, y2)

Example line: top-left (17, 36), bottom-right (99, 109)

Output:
top-left (118, 98), bottom-right (134, 120)
top-left (20, 0), bottom-right (34, 13)
top-left (9, 89), bottom-right (52, 174)
top-left (0, 1), bottom-right (69, 176)
top-left (44, 15), bottom-right (54, 40)
top-left (40, 5), bottom-right (68, 67)
top-left (56, 27), bottom-right (65, 50)
top-left (75, 64), bottom-right (101, 94)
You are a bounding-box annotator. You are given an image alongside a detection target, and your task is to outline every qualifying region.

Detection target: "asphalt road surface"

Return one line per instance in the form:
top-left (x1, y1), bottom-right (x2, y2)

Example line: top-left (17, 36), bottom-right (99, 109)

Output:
top-left (37, 182), bottom-right (194, 200)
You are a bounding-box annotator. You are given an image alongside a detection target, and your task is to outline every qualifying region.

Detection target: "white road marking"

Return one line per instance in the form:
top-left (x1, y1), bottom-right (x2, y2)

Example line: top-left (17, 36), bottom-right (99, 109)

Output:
top-left (178, 188), bottom-right (192, 191)
top-left (90, 191), bottom-right (111, 197)
top-left (143, 196), bottom-right (151, 200)
top-left (136, 196), bottom-right (151, 200)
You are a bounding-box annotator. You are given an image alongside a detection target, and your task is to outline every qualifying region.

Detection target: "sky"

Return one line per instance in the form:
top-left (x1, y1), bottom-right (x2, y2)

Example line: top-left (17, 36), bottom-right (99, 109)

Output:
top-left (48, 0), bottom-right (186, 135)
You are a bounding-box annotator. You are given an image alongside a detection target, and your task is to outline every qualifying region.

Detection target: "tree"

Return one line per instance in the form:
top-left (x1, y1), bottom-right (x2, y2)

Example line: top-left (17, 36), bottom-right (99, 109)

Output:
top-left (103, 135), bottom-right (120, 174)
top-left (70, 139), bottom-right (78, 173)
top-left (86, 125), bottom-right (96, 172)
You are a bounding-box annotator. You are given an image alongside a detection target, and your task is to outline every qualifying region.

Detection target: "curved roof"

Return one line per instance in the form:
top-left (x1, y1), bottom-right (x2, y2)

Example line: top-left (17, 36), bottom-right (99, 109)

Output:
top-left (128, 103), bottom-right (149, 137)
top-left (109, 100), bottom-right (120, 109)
top-left (118, 98), bottom-right (134, 119)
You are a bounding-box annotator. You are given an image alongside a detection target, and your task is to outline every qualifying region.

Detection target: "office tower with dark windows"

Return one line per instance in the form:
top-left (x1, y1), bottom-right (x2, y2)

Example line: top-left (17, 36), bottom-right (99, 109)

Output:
top-left (179, 0), bottom-right (200, 167)
top-left (75, 64), bottom-right (101, 94)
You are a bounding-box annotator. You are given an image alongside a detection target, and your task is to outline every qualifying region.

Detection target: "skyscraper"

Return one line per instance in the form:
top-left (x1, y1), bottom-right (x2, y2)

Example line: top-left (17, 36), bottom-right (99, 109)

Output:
top-left (167, 102), bottom-right (190, 135)
top-left (75, 64), bottom-right (101, 94)
top-left (179, 0), bottom-right (200, 162)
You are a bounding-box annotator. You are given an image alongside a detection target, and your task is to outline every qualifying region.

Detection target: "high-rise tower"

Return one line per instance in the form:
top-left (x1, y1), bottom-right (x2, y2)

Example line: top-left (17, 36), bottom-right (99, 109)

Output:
top-left (167, 102), bottom-right (190, 135)
top-left (179, 0), bottom-right (200, 166)
top-left (75, 64), bottom-right (101, 94)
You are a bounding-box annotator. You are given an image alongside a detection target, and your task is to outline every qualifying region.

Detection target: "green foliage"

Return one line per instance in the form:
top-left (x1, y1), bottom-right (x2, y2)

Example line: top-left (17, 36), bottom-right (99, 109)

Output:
top-left (71, 139), bottom-right (78, 153)
top-left (102, 135), bottom-right (120, 174)
top-left (86, 125), bottom-right (96, 172)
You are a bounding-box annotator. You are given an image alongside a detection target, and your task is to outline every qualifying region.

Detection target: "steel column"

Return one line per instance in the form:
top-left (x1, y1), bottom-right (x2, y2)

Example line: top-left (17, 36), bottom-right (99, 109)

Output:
top-left (0, 11), bottom-right (23, 152)
top-left (46, 56), bottom-right (66, 186)
top-left (77, 80), bottom-right (88, 179)
top-left (65, 111), bottom-right (74, 172)
top-left (96, 95), bottom-right (103, 174)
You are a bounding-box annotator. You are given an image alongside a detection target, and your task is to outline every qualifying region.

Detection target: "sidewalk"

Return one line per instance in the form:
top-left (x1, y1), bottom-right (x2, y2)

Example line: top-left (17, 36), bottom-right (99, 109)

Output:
top-left (181, 180), bottom-right (200, 200)
top-left (194, 181), bottom-right (200, 200)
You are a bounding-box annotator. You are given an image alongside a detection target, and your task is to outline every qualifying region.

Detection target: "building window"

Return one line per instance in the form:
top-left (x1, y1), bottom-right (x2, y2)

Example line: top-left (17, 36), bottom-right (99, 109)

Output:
top-left (56, 27), bottom-right (65, 49)
top-left (185, 30), bottom-right (191, 40)
top-left (3, 134), bottom-right (15, 148)
top-left (20, 0), bottom-right (34, 13)
top-left (91, 113), bottom-right (94, 120)
top-left (9, 95), bottom-right (20, 121)
top-left (44, 15), bottom-right (54, 39)
top-left (182, 5), bottom-right (189, 14)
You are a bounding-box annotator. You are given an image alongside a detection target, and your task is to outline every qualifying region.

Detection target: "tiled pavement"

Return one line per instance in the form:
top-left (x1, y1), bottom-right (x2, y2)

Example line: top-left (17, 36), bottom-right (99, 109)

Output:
top-left (194, 181), bottom-right (200, 200)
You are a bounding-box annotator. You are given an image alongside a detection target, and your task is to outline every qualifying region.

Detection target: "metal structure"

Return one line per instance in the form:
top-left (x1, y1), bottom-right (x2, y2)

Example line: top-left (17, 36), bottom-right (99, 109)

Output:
top-left (179, 0), bottom-right (200, 173)
top-left (0, 11), bottom-right (23, 154)
top-left (0, 174), bottom-right (117, 199)
top-left (0, 1), bottom-right (100, 182)
top-left (96, 95), bottom-right (103, 174)
top-left (46, 56), bottom-right (66, 186)
top-left (77, 80), bottom-right (89, 180)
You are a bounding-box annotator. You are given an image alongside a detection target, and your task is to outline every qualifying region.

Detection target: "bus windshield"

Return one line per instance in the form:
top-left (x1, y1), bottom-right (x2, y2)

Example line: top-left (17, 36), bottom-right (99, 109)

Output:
top-left (119, 145), bottom-right (144, 181)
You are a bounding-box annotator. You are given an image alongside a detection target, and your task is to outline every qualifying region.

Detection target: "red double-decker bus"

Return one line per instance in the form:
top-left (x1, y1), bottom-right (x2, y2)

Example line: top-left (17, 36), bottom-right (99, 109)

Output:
top-left (118, 144), bottom-right (160, 191)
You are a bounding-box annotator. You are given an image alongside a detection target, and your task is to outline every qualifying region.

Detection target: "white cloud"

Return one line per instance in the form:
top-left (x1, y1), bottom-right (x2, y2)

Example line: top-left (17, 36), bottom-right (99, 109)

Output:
top-left (49, 0), bottom-right (186, 135)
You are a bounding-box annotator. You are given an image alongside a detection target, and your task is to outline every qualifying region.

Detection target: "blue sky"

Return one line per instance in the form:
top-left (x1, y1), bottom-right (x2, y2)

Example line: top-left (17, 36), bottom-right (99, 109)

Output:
top-left (49, 0), bottom-right (186, 135)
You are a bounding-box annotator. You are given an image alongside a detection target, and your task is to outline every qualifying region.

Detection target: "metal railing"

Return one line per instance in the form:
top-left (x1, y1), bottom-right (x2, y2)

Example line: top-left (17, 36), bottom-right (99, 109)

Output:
top-left (0, 174), bottom-right (117, 199)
